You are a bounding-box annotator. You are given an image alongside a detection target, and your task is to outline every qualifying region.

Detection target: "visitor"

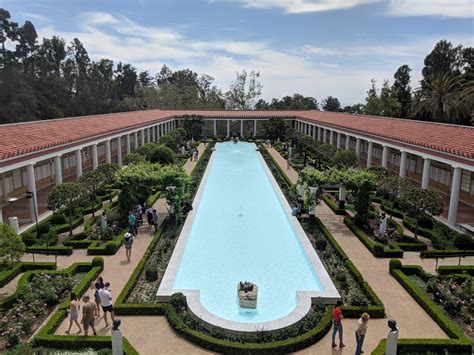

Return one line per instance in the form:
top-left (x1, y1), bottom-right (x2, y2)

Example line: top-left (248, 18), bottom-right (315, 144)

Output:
top-left (93, 276), bottom-right (105, 317)
top-left (146, 206), bottom-right (153, 228)
top-left (124, 232), bottom-right (134, 262)
top-left (194, 148), bottom-right (199, 161)
top-left (81, 294), bottom-right (97, 336)
top-left (152, 209), bottom-right (159, 233)
top-left (331, 300), bottom-right (345, 348)
top-left (98, 282), bottom-right (115, 327)
top-left (386, 319), bottom-right (399, 355)
top-left (291, 206), bottom-right (299, 216)
top-left (100, 211), bottom-right (107, 229)
top-left (128, 211), bottom-right (136, 236)
top-left (355, 313), bottom-right (370, 355)
top-left (189, 149), bottom-right (193, 161)
top-left (65, 292), bottom-right (82, 334)
top-left (379, 212), bottom-right (387, 236)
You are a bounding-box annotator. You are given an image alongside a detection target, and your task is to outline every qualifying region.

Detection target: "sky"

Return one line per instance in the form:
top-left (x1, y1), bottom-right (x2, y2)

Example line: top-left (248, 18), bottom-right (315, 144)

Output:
top-left (2, 0), bottom-right (473, 106)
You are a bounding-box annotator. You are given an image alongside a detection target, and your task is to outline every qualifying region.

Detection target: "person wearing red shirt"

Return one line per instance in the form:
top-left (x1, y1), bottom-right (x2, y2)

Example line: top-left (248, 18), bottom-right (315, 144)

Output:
top-left (332, 300), bottom-right (345, 348)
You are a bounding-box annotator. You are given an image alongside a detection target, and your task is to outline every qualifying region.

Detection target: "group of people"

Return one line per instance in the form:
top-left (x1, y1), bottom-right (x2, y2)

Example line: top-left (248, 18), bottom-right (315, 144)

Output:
top-left (332, 301), bottom-right (399, 354)
top-left (66, 276), bottom-right (116, 336)
top-left (128, 202), bottom-right (159, 236)
top-left (188, 147), bottom-right (199, 161)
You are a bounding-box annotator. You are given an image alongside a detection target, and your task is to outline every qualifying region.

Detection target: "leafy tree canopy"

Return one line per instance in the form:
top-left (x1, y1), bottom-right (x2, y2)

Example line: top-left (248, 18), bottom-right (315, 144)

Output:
top-left (0, 223), bottom-right (25, 266)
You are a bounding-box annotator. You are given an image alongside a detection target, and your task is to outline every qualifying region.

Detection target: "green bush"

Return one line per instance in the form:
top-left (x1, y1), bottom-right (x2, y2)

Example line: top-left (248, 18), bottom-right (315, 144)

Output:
top-left (453, 234), bottom-right (474, 250)
top-left (389, 258), bottom-right (402, 271)
top-left (145, 267), bottom-right (158, 282)
top-left (50, 213), bottom-right (67, 226)
top-left (105, 241), bottom-right (116, 254)
top-left (37, 223), bottom-right (50, 236)
top-left (91, 257), bottom-right (104, 267)
top-left (322, 194), bottom-right (346, 215)
top-left (437, 265), bottom-right (474, 276)
top-left (21, 232), bottom-right (36, 246)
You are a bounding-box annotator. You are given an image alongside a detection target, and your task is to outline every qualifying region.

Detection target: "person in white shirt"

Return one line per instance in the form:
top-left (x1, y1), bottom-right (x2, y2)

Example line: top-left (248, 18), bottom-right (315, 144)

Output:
top-left (98, 282), bottom-right (115, 327)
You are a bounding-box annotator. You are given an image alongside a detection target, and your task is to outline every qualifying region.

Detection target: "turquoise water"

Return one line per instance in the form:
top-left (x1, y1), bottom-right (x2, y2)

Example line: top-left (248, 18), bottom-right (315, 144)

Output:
top-left (172, 142), bottom-right (322, 323)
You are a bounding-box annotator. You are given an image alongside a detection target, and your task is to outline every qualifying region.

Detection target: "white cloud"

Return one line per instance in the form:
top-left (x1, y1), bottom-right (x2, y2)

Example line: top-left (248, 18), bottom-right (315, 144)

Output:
top-left (212, 0), bottom-right (380, 13)
top-left (387, 0), bottom-right (474, 18)
top-left (35, 11), bottom-right (472, 106)
top-left (20, 13), bottom-right (49, 22)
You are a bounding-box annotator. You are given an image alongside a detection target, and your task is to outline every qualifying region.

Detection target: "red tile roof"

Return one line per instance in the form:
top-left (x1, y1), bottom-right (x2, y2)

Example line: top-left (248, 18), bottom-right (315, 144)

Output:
top-left (0, 110), bottom-right (473, 165)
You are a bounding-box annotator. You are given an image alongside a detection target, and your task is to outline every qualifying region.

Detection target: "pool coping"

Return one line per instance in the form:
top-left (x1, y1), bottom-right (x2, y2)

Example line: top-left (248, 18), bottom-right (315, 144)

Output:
top-left (157, 142), bottom-right (340, 332)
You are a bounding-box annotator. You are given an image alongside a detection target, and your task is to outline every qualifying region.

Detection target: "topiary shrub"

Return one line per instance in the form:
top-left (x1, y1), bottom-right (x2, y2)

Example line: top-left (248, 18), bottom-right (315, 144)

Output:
top-left (373, 243), bottom-right (384, 256)
top-left (50, 213), bottom-right (67, 226)
top-left (21, 232), bottom-right (36, 246)
top-left (37, 223), bottom-right (50, 236)
top-left (105, 242), bottom-right (117, 254)
top-left (453, 234), bottom-right (474, 251)
top-left (91, 256), bottom-right (104, 267)
top-left (389, 259), bottom-right (402, 271)
top-left (315, 238), bottom-right (327, 251)
top-left (170, 292), bottom-right (187, 311)
top-left (145, 267), bottom-right (158, 282)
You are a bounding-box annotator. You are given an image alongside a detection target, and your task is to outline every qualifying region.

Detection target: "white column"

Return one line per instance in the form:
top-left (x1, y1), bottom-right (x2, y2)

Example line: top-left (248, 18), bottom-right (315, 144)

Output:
top-left (141, 130), bottom-right (145, 146)
top-left (329, 131), bottom-right (334, 145)
top-left (147, 128), bottom-right (151, 143)
top-left (213, 119), bottom-right (217, 136)
top-left (240, 120), bottom-right (244, 137)
top-left (381, 145), bottom-right (389, 168)
top-left (323, 129), bottom-right (327, 142)
top-left (134, 132), bottom-right (138, 149)
top-left (54, 155), bottom-right (62, 185)
top-left (151, 126), bottom-right (156, 142)
top-left (399, 151), bottom-right (408, 178)
top-left (105, 140), bottom-right (111, 164)
top-left (253, 120), bottom-right (257, 137)
top-left (336, 132), bottom-right (341, 149)
top-left (356, 138), bottom-right (361, 157)
top-left (345, 135), bottom-right (350, 150)
top-left (126, 134), bottom-right (131, 155)
top-left (448, 167), bottom-right (462, 226)
top-left (92, 144), bottom-right (98, 170)
top-left (421, 158), bottom-right (431, 189)
top-left (117, 137), bottom-right (123, 168)
top-left (367, 141), bottom-right (373, 168)
top-left (26, 164), bottom-right (38, 221)
top-left (75, 149), bottom-right (83, 178)
top-left (227, 120), bottom-right (230, 137)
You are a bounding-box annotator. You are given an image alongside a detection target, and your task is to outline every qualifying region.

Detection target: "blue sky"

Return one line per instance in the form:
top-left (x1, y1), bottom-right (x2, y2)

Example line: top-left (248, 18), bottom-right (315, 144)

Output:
top-left (2, 0), bottom-right (473, 105)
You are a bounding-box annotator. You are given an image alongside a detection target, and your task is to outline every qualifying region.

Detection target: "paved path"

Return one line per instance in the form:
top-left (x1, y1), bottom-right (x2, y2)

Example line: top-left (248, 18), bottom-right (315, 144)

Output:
top-left (267, 146), bottom-right (299, 183)
top-left (182, 143), bottom-right (207, 174)
top-left (0, 272), bottom-right (23, 300)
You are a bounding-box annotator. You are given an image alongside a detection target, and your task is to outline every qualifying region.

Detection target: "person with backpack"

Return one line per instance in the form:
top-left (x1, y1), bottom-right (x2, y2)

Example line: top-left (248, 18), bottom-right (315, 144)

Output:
top-left (124, 232), bottom-right (134, 262)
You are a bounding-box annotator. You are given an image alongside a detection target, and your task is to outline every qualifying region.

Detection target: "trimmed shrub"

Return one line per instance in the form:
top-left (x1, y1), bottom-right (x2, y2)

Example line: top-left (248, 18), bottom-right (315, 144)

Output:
top-left (145, 267), bottom-right (158, 282)
top-left (389, 258), bottom-right (402, 271)
top-left (105, 242), bottom-right (116, 254)
top-left (50, 213), bottom-right (67, 226)
top-left (91, 257), bottom-right (104, 267)
top-left (21, 232), bottom-right (36, 246)
top-left (453, 234), bottom-right (474, 251)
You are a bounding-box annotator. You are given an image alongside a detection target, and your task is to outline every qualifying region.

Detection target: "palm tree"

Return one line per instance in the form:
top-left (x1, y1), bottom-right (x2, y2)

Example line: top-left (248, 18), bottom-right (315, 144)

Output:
top-left (411, 73), bottom-right (469, 124)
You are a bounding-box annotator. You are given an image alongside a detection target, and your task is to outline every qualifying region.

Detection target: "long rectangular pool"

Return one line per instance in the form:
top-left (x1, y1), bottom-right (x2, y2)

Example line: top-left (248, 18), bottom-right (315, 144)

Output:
top-left (158, 142), bottom-right (339, 331)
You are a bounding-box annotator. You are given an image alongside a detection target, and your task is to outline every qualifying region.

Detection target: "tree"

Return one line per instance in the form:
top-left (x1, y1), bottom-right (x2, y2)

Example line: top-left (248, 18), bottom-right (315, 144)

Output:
top-left (79, 171), bottom-right (105, 217)
top-left (364, 79), bottom-right (382, 115)
top-left (411, 73), bottom-right (470, 124)
top-left (332, 150), bottom-right (358, 168)
top-left (377, 175), bottom-right (410, 219)
top-left (422, 40), bottom-right (464, 86)
top-left (225, 70), bottom-right (262, 109)
top-left (257, 94), bottom-right (318, 110)
top-left (95, 163), bottom-right (120, 202)
top-left (160, 133), bottom-right (178, 152)
top-left (313, 143), bottom-right (337, 169)
top-left (0, 223), bottom-right (25, 266)
top-left (47, 182), bottom-right (88, 235)
top-left (322, 96), bottom-right (342, 112)
top-left (182, 115), bottom-right (204, 139)
top-left (343, 104), bottom-right (364, 114)
top-left (379, 80), bottom-right (401, 118)
top-left (172, 127), bottom-right (187, 147)
top-left (123, 153), bottom-right (146, 165)
top-left (263, 117), bottom-right (287, 140)
top-left (400, 187), bottom-right (444, 238)
top-left (151, 145), bottom-right (175, 165)
top-left (393, 65), bottom-right (412, 118)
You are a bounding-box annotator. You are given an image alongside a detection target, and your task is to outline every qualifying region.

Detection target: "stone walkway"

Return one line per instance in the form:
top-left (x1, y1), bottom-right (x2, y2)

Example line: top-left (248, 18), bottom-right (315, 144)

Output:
top-left (0, 272), bottom-right (24, 300)
top-left (182, 143), bottom-right (207, 174)
top-left (267, 146), bottom-right (299, 183)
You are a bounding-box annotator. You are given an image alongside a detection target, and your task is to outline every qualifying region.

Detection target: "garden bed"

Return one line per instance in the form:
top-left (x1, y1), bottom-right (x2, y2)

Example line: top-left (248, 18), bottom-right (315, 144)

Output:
top-left (371, 260), bottom-right (472, 354)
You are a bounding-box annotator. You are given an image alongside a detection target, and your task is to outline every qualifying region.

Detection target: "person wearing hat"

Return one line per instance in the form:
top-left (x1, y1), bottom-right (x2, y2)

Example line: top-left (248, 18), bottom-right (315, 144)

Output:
top-left (81, 294), bottom-right (97, 336)
top-left (355, 312), bottom-right (370, 354)
top-left (124, 232), bottom-right (134, 262)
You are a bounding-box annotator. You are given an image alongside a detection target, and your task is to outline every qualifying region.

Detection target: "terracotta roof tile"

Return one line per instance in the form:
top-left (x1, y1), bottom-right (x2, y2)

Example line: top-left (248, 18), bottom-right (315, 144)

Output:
top-left (0, 109), bottom-right (473, 164)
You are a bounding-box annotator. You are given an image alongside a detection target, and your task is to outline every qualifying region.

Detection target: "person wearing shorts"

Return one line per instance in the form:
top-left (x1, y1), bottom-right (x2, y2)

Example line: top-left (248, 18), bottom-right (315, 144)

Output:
top-left (98, 282), bottom-right (115, 327)
top-left (81, 294), bottom-right (96, 336)
top-left (124, 232), bottom-right (134, 262)
top-left (66, 292), bottom-right (82, 334)
top-left (94, 276), bottom-right (104, 317)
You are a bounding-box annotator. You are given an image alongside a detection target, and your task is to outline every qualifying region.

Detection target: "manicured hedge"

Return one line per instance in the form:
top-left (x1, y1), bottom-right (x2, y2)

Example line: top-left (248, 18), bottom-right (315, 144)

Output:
top-left (421, 249), bottom-right (474, 258)
top-left (380, 200), bottom-right (404, 219)
top-left (146, 190), bottom-right (161, 206)
top-left (437, 265), bottom-right (474, 276)
top-left (86, 229), bottom-right (127, 255)
top-left (26, 244), bottom-right (73, 255)
top-left (164, 302), bottom-right (333, 354)
top-left (315, 217), bottom-right (385, 318)
top-left (343, 218), bottom-right (404, 258)
top-left (0, 262), bottom-right (56, 288)
top-left (322, 194), bottom-right (346, 215)
top-left (402, 215), bottom-right (434, 239)
top-left (259, 144), bottom-right (295, 187)
top-left (372, 260), bottom-right (472, 354)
